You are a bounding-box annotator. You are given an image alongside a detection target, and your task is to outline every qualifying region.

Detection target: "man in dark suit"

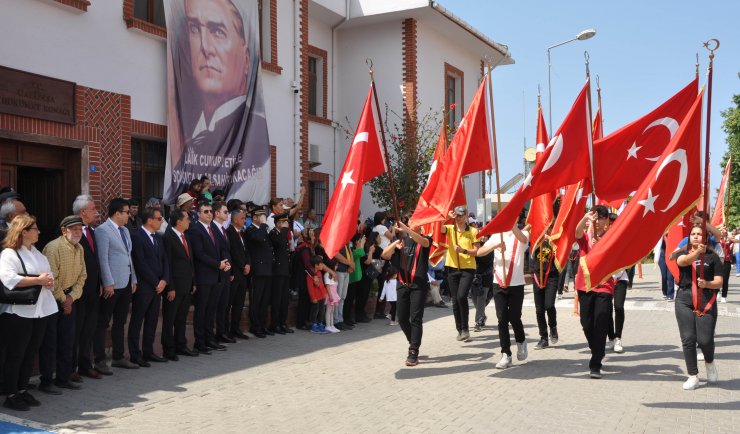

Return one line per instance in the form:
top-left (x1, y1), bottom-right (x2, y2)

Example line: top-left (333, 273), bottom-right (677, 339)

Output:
top-left (73, 195), bottom-right (103, 380)
top-left (161, 209), bottom-right (198, 360)
top-left (187, 202), bottom-right (231, 354)
top-left (128, 208), bottom-right (170, 367)
top-left (211, 202), bottom-right (236, 344)
top-left (243, 207), bottom-right (273, 338)
top-left (226, 208), bottom-right (251, 340)
top-left (269, 214), bottom-right (293, 334)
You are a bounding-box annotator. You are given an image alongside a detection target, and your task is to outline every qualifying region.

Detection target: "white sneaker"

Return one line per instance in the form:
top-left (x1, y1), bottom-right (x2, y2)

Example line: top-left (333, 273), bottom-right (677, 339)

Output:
top-left (496, 353), bottom-right (512, 369)
top-left (605, 339), bottom-right (615, 350)
top-left (516, 340), bottom-right (528, 361)
top-left (706, 361), bottom-right (718, 383)
top-left (683, 375), bottom-right (700, 390)
top-left (614, 338), bottom-right (624, 353)
top-left (697, 350), bottom-right (705, 361)
top-left (736, 273), bottom-right (740, 277)
top-left (326, 326), bottom-right (340, 333)
top-left (720, 297), bottom-right (727, 303)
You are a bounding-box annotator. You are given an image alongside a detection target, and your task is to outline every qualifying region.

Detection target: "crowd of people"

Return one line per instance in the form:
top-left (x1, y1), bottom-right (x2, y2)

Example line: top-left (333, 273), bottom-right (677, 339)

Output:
top-left (0, 180), bottom-right (737, 411)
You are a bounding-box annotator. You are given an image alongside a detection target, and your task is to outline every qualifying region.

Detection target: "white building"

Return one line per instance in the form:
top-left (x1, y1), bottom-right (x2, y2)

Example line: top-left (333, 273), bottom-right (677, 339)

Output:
top-left (0, 0), bottom-right (511, 238)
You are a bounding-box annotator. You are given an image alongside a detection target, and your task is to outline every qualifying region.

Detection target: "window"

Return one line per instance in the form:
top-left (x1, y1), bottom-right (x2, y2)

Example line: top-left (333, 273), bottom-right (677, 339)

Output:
top-left (307, 45), bottom-right (328, 123)
top-left (308, 179), bottom-right (328, 225)
top-left (444, 63), bottom-right (464, 130)
top-left (131, 138), bottom-right (166, 205)
top-left (308, 57), bottom-right (319, 116)
top-left (133, 0), bottom-right (165, 28)
top-left (258, 0), bottom-right (281, 73)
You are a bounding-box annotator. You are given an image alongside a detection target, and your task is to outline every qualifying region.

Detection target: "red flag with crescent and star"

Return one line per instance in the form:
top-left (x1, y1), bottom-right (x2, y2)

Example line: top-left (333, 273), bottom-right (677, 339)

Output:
top-left (525, 103), bottom-right (555, 252)
top-left (581, 89), bottom-right (704, 289)
top-left (592, 79), bottom-right (698, 208)
top-left (480, 79), bottom-right (592, 236)
top-left (711, 157), bottom-right (732, 227)
top-left (320, 86), bottom-right (386, 259)
top-left (665, 210), bottom-right (694, 281)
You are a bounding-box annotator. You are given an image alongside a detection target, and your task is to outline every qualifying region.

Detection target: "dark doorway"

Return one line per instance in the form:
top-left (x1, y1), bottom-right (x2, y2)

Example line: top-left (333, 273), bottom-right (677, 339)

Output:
top-left (17, 167), bottom-right (65, 249)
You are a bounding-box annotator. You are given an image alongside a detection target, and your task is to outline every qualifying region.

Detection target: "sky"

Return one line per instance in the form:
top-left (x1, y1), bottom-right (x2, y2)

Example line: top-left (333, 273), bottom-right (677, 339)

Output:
top-left (442, 0), bottom-right (740, 196)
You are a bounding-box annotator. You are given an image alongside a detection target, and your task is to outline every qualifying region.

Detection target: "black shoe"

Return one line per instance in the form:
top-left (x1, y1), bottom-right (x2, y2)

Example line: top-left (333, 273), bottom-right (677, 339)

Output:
top-left (19, 391), bottom-right (40, 407)
top-left (253, 331), bottom-right (267, 338)
top-left (590, 369), bottom-right (602, 379)
top-left (270, 327), bottom-right (286, 335)
top-left (334, 323), bottom-right (346, 331)
top-left (262, 328), bottom-right (274, 336)
top-left (195, 346), bottom-right (212, 355)
top-left (281, 325), bottom-right (294, 334)
top-left (374, 312), bottom-right (386, 319)
top-left (232, 330), bottom-right (250, 340)
top-left (54, 380), bottom-right (81, 390)
top-left (3, 394), bottom-right (29, 411)
top-left (473, 323), bottom-right (482, 332)
top-left (405, 350), bottom-right (419, 367)
top-left (535, 338), bottom-right (549, 350)
top-left (38, 383), bottom-right (62, 395)
top-left (296, 324), bottom-right (311, 330)
top-left (177, 348), bottom-right (199, 357)
top-left (550, 328), bottom-right (559, 344)
top-left (357, 316), bottom-right (372, 323)
top-left (343, 323), bottom-right (355, 330)
top-left (134, 359), bottom-right (151, 368)
top-left (144, 354), bottom-right (169, 363)
top-left (207, 342), bottom-right (227, 351)
top-left (165, 354), bottom-right (180, 362)
top-left (217, 334), bottom-right (236, 344)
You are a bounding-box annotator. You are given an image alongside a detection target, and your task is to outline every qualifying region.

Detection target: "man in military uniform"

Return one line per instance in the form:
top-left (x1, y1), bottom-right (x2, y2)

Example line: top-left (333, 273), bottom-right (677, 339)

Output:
top-left (243, 207), bottom-right (273, 338)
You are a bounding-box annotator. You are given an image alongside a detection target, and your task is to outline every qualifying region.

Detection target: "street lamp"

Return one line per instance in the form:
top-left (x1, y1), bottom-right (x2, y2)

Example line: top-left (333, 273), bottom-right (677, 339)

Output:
top-left (547, 28), bottom-right (596, 133)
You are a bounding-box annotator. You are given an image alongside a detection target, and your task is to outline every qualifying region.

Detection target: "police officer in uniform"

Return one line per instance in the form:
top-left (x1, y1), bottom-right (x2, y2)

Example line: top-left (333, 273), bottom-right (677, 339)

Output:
top-left (269, 214), bottom-right (293, 334)
top-left (243, 207), bottom-right (273, 338)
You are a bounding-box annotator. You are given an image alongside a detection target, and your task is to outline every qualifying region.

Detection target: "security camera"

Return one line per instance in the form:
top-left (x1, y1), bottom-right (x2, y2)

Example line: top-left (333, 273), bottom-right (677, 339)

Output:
top-left (290, 80), bottom-right (299, 94)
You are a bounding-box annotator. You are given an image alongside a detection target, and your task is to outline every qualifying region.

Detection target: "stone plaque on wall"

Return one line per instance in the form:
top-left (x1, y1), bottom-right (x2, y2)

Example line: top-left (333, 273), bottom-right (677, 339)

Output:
top-left (0, 66), bottom-right (76, 124)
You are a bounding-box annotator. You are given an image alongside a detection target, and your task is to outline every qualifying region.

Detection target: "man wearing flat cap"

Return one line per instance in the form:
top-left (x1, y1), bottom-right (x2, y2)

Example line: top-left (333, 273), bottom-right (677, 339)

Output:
top-left (40, 216), bottom-right (87, 393)
top-left (243, 207), bottom-right (273, 338)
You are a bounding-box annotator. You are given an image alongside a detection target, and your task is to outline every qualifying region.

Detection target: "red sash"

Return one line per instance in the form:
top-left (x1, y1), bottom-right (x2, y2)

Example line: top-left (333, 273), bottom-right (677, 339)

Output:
top-left (399, 244), bottom-right (422, 286)
top-left (533, 251), bottom-right (553, 288)
top-left (692, 262), bottom-right (716, 317)
top-left (494, 238), bottom-right (518, 288)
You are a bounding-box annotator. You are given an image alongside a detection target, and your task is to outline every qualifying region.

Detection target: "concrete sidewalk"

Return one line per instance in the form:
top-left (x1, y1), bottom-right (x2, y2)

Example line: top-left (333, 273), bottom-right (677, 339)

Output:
top-left (1, 267), bottom-right (739, 433)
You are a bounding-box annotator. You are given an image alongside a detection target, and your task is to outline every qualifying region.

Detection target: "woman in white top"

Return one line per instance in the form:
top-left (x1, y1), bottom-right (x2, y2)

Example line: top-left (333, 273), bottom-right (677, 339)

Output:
top-left (372, 212), bottom-right (394, 319)
top-left (0, 215), bottom-right (58, 411)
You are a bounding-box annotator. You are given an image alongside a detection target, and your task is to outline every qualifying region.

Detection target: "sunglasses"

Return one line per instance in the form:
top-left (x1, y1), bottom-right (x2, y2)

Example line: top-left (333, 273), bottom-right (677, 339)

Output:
top-left (201, 209), bottom-right (212, 214)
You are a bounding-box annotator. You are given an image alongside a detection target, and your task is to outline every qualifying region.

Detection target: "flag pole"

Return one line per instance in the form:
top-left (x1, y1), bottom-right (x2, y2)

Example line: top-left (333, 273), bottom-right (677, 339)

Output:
top-left (487, 60), bottom-right (508, 286)
top-left (596, 75), bottom-right (604, 138)
top-left (584, 51), bottom-right (598, 241)
top-left (537, 93), bottom-right (544, 286)
top-left (699, 39), bottom-right (719, 282)
top-left (367, 59), bottom-right (400, 224)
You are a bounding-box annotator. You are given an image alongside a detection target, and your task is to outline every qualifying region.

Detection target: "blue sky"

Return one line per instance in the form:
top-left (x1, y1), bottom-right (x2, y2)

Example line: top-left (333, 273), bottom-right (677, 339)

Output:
top-left (442, 0), bottom-right (739, 195)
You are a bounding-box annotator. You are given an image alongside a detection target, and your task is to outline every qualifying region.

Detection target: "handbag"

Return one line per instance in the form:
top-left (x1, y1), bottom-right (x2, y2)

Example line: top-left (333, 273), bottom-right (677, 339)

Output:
top-left (0, 250), bottom-right (42, 305)
top-left (364, 259), bottom-right (383, 280)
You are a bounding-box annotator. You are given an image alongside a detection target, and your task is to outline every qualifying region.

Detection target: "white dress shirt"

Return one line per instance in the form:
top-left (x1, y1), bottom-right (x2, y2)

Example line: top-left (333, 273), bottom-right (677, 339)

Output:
top-left (0, 246), bottom-right (58, 318)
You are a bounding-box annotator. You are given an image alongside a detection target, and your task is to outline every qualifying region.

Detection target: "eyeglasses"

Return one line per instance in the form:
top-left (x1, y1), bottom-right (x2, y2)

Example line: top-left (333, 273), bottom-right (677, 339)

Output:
top-left (26, 226), bottom-right (40, 232)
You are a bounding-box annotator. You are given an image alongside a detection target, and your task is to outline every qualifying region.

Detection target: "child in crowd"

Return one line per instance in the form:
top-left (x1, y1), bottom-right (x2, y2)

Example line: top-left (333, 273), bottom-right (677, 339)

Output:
top-left (307, 255), bottom-right (336, 334)
top-left (381, 266), bottom-right (399, 326)
top-left (324, 267), bottom-right (341, 333)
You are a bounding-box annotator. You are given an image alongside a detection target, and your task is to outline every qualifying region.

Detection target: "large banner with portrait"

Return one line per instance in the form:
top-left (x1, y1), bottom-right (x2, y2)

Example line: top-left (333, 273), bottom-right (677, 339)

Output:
top-left (163, 0), bottom-right (270, 204)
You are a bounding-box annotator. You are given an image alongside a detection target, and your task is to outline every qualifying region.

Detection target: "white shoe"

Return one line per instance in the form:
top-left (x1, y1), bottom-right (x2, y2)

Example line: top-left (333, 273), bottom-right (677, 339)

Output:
top-left (496, 353), bottom-right (512, 369)
top-left (326, 326), bottom-right (340, 333)
top-left (683, 375), bottom-right (700, 390)
top-left (557, 294), bottom-right (563, 300)
top-left (516, 340), bottom-right (528, 361)
top-left (389, 321), bottom-right (397, 326)
top-left (736, 273), bottom-right (740, 277)
top-left (697, 350), bottom-right (705, 361)
top-left (614, 338), bottom-right (624, 353)
top-left (605, 339), bottom-right (615, 350)
top-left (706, 361), bottom-right (718, 383)
top-left (720, 297), bottom-right (727, 303)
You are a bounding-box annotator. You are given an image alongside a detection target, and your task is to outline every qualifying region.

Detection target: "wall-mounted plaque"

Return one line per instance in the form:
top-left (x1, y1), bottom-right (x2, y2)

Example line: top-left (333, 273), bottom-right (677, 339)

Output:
top-left (0, 66), bottom-right (76, 125)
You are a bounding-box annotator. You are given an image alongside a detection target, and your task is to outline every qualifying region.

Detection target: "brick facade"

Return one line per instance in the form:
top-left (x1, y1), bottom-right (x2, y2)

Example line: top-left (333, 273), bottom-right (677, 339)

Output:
top-left (122, 0), bottom-right (167, 39)
top-left (298, 0), bottom-right (310, 212)
top-left (401, 18), bottom-right (418, 153)
top-left (261, 0), bottom-right (282, 74)
top-left (49, 0), bottom-right (90, 12)
top-left (132, 119), bottom-right (167, 140)
top-left (306, 45), bottom-right (331, 126)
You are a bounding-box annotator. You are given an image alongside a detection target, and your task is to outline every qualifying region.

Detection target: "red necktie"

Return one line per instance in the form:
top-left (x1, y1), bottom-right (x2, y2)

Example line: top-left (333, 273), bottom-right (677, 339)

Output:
top-left (181, 234), bottom-right (190, 257)
top-left (221, 227), bottom-right (229, 246)
top-left (85, 226), bottom-right (95, 252)
top-left (207, 226), bottom-right (215, 244)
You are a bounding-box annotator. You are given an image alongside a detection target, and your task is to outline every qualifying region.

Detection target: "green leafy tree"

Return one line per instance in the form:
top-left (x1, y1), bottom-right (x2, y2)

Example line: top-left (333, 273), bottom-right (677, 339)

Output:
top-left (720, 73), bottom-right (740, 229)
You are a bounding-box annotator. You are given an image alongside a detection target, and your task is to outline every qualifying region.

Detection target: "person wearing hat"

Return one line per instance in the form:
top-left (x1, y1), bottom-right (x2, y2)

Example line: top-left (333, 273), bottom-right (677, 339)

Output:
top-left (244, 207), bottom-right (273, 338)
top-left (269, 213), bottom-right (292, 334)
top-left (441, 205), bottom-right (482, 342)
top-left (39, 215), bottom-right (87, 393)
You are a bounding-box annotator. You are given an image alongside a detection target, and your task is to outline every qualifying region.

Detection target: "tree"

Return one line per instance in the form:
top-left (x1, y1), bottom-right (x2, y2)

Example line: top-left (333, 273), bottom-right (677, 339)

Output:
top-left (720, 73), bottom-right (740, 229)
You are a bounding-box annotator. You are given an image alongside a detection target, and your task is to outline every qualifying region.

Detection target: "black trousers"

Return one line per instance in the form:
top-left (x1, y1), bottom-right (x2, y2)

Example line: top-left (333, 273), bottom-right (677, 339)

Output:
top-left (492, 284), bottom-right (525, 355)
top-left (721, 262), bottom-right (731, 298)
top-left (128, 287), bottom-right (161, 361)
top-left (271, 275), bottom-right (290, 328)
top-left (161, 287), bottom-right (192, 356)
top-left (1, 314), bottom-right (49, 395)
top-left (94, 284), bottom-right (132, 362)
top-left (578, 290), bottom-right (613, 371)
top-left (310, 299), bottom-right (325, 324)
top-left (228, 277), bottom-right (248, 332)
top-left (397, 283), bottom-right (427, 351)
top-left (355, 277), bottom-right (371, 320)
top-left (626, 265), bottom-right (636, 288)
top-left (215, 279), bottom-right (231, 336)
top-left (533, 275), bottom-right (558, 339)
top-left (447, 267), bottom-right (475, 332)
top-left (675, 287), bottom-right (717, 375)
top-left (74, 289), bottom-right (99, 372)
top-left (193, 283), bottom-right (219, 348)
top-left (608, 281), bottom-right (627, 340)
top-left (250, 276), bottom-right (271, 331)
top-left (40, 305), bottom-right (77, 384)
top-left (344, 281), bottom-right (358, 324)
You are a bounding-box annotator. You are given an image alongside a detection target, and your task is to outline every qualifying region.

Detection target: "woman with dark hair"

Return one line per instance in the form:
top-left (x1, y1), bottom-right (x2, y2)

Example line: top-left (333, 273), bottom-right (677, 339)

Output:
top-left (294, 227), bottom-right (317, 330)
top-left (372, 212), bottom-right (393, 318)
top-left (356, 231), bottom-right (382, 323)
top-left (674, 224), bottom-right (723, 390)
top-left (0, 215), bottom-right (58, 411)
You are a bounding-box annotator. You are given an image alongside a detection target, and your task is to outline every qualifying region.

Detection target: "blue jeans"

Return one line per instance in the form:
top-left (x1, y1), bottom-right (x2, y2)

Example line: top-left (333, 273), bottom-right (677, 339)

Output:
top-left (735, 251), bottom-right (740, 274)
top-left (658, 252), bottom-right (675, 299)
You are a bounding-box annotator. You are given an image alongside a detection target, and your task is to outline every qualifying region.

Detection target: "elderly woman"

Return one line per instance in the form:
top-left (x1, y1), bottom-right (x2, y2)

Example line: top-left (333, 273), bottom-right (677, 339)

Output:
top-left (0, 215), bottom-right (58, 411)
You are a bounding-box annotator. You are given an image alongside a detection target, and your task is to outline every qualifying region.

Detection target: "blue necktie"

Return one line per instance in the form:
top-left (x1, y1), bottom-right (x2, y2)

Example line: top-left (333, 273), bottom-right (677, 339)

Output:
top-left (119, 227), bottom-right (129, 250)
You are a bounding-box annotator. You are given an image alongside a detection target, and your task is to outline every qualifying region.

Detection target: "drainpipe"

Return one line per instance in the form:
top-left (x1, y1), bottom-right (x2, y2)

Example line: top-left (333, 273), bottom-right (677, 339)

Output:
top-left (330, 0), bottom-right (350, 185)
top-left (293, 0), bottom-right (301, 197)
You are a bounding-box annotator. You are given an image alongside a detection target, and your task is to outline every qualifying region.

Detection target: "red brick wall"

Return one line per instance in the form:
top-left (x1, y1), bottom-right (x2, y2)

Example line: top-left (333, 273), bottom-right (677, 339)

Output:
top-left (402, 18), bottom-right (418, 151)
top-left (123, 0), bottom-right (167, 39)
top-left (49, 0), bottom-right (89, 12)
top-left (306, 45), bottom-right (330, 125)
top-left (298, 0), bottom-right (310, 212)
top-left (132, 119), bottom-right (167, 140)
top-left (261, 0), bottom-right (282, 74)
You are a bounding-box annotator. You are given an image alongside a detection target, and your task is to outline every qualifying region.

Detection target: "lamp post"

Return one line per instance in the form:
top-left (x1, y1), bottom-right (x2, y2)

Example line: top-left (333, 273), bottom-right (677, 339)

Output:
top-left (547, 28), bottom-right (596, 133)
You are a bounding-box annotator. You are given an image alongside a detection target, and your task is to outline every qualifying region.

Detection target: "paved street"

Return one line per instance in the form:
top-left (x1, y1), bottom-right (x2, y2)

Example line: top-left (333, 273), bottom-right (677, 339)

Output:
top-left (1, 266), bottom-right (739, 433)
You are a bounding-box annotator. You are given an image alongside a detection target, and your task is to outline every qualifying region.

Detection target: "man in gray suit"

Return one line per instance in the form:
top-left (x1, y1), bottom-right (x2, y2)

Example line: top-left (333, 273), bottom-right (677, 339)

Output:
top-left (93, 198), bottom-right (139, 373)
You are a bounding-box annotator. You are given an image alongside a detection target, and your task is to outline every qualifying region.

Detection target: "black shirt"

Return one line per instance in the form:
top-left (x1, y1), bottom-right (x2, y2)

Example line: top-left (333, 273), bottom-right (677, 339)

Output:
top-left (676, 249), bottom-right (722, 290)
top-left (531, 241), bottom-right (560, 277)
top-left (389, 234), bottom-right (432, 287)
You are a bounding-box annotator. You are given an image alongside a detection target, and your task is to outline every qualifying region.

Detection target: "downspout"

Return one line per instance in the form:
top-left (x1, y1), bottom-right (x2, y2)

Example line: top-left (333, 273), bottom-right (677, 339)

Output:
top-left (293, 0), bottom-right (301, 197)
top-left (330, 0), bottom-right (350, 185)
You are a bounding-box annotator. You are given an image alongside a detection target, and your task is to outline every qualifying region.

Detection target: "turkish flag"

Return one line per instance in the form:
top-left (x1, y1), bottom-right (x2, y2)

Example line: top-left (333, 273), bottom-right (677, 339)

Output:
top-left (480, 80), bottom-right (592, 236)
top-left (580, 89), bottom-right (703, 289)
top-left (550, 179), bottom-right (592, 272)
top-left (320, 87), bottom-right (385, 259)
top-left (665, 210), bottom-right (693, 281)
top-left (421, 129), bottom-right (456, 266)
top-left (526, 104), bottom-right (554, 251)
top-left (711, 157), bottom-right (731, 227)
top-left (409, 79), bottom-right (491, 228)
top-left (593, 79), bottom-right (698, 207)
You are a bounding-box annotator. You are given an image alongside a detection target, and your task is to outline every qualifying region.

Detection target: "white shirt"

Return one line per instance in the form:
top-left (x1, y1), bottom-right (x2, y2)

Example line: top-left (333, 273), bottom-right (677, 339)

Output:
top-left (374, 224), bottom-right (391, 250)
top-left (485, 230), bottom-right (530, 287)
top-left (613, 270), bottom-right (629, 282)
top-left (141, 227), bottom-right (156, 246)
top-left (191, 95), bottom-right (247, 138)
top-left (380, 278), bottom-right (398, 302)
top-left (0, 246), bottom-right (58, 318)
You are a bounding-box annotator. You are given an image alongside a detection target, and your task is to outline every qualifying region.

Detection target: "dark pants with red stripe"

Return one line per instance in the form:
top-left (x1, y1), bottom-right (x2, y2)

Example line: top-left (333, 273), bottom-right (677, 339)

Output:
top-left (675, 287), bottom-right (717, 375)
top-left (578, 290), bottom-right (612, 372)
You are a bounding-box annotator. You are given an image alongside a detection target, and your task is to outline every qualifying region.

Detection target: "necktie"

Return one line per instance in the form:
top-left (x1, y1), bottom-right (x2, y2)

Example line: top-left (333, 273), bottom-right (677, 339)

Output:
top-left (85, 226), bottom-right (95, 252)
top-left (181, 234), bottom-right (190, 257)
top-left (150, 233), bottom-right (158, 249)
top-left (119, 227), bottom-right (129, 250)
top-left (207, 225), bottom-right (215, 244)
top-left (221, 227), bottom-right (229, 246)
